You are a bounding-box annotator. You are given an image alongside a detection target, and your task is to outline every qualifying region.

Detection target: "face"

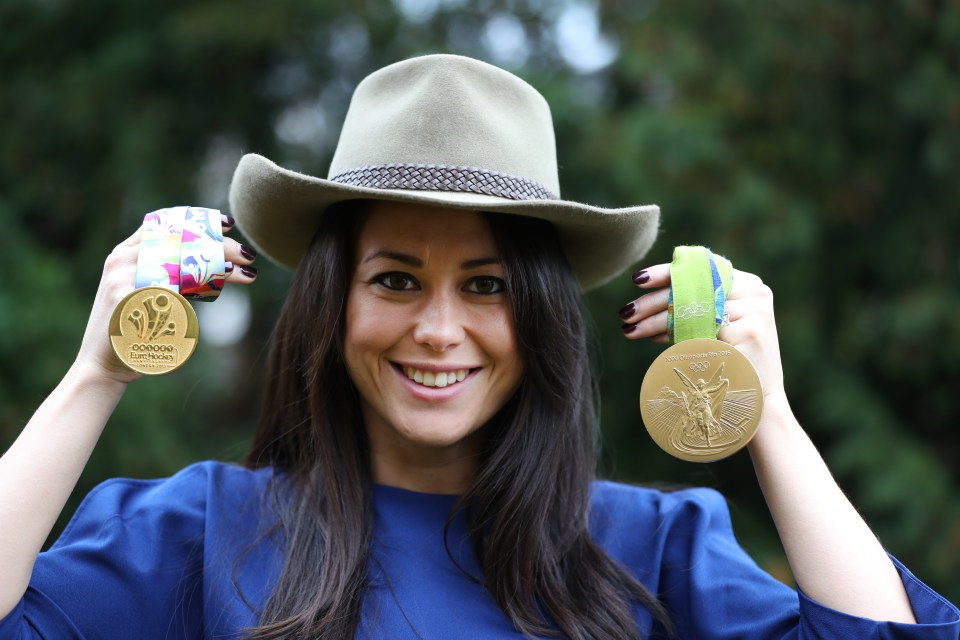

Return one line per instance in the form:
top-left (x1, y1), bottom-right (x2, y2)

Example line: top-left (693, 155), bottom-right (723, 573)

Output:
top-left (344, 202), bottom-right (524, 482)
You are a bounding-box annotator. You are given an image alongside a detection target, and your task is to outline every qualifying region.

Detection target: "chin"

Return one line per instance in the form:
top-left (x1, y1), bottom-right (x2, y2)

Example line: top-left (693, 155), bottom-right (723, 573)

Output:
top-left (399, 423), bottom-right (481, 449)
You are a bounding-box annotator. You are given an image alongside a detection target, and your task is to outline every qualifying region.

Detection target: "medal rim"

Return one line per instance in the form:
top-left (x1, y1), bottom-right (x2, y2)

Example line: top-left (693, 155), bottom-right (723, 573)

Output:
top-left (640, 338), bottom-right (763, 463)
top-left (109, 286), bottom-right (199, 376)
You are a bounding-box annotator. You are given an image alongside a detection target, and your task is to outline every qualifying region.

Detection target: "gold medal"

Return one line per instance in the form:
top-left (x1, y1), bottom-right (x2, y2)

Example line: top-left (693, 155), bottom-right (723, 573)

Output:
top-left (640, 338), bottom-right (762, 462)
top-left (109, 287), bottom-right (199, 375)
top-left (109, 206), bottom-right (224, 376)
top-left (638, 246), bottom-right (763, 462)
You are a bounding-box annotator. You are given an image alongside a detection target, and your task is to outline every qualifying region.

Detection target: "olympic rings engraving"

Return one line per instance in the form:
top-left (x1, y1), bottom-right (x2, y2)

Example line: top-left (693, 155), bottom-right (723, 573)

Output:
top-left (676, 301), bottom-right (710, 320)
top-left (689, 361), bottom-right (710, 373)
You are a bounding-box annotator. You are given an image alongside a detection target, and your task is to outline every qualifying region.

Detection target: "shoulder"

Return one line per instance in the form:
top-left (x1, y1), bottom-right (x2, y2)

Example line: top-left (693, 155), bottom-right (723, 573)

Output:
top-left (588, 481), bottom-right (736, 569)
top-left (590, 480), bottom-right (732, 533)
top-left (29, 462), bottom-right (281, 635)
top-left (54, 461), bottom-right (277, 549)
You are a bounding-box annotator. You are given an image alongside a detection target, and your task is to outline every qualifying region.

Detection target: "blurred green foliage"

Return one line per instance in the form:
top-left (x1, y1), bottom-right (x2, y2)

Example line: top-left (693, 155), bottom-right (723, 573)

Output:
top-left (1, 0), bottom-right (957, 606)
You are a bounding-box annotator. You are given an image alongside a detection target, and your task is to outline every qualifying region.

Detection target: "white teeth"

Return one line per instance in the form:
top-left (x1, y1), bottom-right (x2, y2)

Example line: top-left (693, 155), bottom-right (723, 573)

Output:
top-left (403, 367), bottom-right (470, 388)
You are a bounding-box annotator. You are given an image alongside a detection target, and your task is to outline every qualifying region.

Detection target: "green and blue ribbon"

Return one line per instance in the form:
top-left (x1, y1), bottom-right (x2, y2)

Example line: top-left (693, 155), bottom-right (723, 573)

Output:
top-left (667, 246), bottom-right (733, 344)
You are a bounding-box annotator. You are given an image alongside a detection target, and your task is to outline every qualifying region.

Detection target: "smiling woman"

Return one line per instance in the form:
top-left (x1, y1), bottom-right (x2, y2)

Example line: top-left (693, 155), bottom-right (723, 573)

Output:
top-left (1, 53), bottom-right (958, 640)
top-left (345, 203), bottom-right (523, 491)
top-left (246, 197), bottom-right (669, 637)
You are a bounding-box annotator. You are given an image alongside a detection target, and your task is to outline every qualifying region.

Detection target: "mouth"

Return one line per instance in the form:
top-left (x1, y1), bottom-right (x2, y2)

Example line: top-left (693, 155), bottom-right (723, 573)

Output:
top-left (393, 363), bottom-right (478, 389)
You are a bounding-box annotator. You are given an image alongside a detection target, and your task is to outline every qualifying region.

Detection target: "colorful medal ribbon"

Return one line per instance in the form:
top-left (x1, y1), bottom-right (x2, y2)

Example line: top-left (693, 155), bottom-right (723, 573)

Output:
top-left (136, 206), bottom-right (225, 300)
top-left (640, 245), bottom-right (762, 462)
top-left (667, 246), bottom-right (733, 343)
top-left (110, 206), bottom-right (224, 376)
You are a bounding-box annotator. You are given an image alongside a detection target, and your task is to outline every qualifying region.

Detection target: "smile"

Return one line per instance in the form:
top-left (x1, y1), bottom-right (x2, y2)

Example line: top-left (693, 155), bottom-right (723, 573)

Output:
top-left (401, 366), bottom-right (472, 388)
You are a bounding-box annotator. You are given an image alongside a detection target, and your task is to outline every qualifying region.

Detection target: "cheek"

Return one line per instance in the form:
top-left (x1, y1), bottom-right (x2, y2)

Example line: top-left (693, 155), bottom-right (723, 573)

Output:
top-left (343, 292), bottom-right (389, 373)
top-left (485, 309), bottom-right (524, 381)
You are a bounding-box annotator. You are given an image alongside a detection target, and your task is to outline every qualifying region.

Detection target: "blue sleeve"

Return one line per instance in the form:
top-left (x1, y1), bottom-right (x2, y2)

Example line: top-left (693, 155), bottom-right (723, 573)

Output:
top-left (0, 462), bottom-right (214, 640)
top-left (656, 487), bottom-right (960, 639)
top-left (591, 482), bottom-right (960, 639)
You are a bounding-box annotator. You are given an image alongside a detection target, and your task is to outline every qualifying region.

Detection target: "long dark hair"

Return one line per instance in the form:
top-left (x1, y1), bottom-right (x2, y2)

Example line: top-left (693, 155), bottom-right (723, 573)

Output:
top-left (244, 201), bottom-right (671, 639)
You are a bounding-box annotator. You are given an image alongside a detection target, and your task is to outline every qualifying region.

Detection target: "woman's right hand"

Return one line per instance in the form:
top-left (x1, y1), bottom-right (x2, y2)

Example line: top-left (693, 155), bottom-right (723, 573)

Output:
top-left (0, 213), bottom-right (261, 619)
top-left (72, 215), bottom-right (260, 385)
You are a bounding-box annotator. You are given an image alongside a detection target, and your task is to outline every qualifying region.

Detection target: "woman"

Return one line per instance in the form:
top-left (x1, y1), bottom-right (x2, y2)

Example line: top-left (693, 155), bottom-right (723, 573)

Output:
top-left (1, 54), bottom-right (957, 639)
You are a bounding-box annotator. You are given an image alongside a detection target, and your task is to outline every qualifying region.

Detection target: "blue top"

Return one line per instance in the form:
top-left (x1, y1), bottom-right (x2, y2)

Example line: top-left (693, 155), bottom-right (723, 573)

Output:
top-left (2, 461), bottom-right (958, 639)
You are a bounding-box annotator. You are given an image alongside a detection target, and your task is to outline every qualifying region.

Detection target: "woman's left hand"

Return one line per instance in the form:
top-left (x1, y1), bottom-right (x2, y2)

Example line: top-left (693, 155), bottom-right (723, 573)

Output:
top-left (618, 264), bottom-right (918, 622)
top-left (618, 264), bottom-right (786, 403)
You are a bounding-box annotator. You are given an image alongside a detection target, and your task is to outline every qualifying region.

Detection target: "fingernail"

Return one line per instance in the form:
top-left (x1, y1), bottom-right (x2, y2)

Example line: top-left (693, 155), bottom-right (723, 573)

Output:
top-left (632, 270), bottom-right (650, 285)
top-left (240, 265), bottom-right (258, 278)
top-left (239, 244), bottom-right (257, 261)
top-left (621, 322), bottom-right (637, 334)
top-left (225, 261), bottom-right (234, 274)
top-left (221, 213), bottom-right (236, 227)
top-left (618, 302), bottom-right (635, 319)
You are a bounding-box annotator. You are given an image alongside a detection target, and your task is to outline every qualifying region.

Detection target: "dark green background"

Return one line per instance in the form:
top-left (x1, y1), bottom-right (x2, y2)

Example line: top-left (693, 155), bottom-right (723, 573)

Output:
top-left (1, 0), bottom-right (958, 606)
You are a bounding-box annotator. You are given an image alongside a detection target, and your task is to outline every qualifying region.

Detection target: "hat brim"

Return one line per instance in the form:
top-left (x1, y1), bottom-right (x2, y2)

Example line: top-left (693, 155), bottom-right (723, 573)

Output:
top-left (229, 153), bottom-right (659, 290)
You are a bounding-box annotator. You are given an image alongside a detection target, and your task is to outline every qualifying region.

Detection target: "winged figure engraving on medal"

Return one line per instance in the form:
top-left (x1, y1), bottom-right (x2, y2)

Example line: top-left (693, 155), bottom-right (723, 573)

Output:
top-left (643, 363), bottom-right (759, 456)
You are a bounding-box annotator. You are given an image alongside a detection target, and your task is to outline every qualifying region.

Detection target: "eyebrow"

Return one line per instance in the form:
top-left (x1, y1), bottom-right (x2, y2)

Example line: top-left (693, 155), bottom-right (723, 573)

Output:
top-left (362, 250), bottom-right (499, 270)
top-left (362, 250), bottom-right (422, 267)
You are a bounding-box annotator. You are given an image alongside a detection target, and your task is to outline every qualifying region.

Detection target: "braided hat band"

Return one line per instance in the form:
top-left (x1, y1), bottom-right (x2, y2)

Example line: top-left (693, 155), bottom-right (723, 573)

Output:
top-left (329, 163), bottom-right (559, 202)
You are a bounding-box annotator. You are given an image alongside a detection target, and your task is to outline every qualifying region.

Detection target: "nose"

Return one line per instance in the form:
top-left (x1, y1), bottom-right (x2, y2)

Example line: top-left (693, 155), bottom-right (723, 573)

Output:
top-left (412, 293), bottom-right (466, 352)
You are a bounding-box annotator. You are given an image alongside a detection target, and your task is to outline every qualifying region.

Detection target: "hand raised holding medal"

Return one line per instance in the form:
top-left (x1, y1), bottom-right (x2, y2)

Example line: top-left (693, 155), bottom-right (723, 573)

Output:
top-left (109, 206), bottom-right (264, 376)
top-left (621, 246), bottom-right (785, 462)
top-left (74, 207), bottom-right (259, 384)
top-left (107, 207), bottom-right (220, 375)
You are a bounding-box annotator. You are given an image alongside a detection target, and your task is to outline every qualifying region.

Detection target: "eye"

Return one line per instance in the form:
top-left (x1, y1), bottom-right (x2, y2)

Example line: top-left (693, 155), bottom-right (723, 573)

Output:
top-left (374, 272), bottom-right (419, 291)
top-left (465, 276), bottom-right (505, 295)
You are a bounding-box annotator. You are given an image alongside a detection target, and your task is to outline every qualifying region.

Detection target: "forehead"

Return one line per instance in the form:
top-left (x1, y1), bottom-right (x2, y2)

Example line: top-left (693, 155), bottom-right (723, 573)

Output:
top-left (357, 201), bottom-right (498, 257)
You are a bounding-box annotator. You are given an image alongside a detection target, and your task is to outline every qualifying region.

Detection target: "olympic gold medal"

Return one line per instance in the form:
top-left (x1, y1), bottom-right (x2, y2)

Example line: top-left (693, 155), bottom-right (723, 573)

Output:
top-left (640, 338), bottom-right (763, 462)
top-left (109, 287), bottom-right (199, 375)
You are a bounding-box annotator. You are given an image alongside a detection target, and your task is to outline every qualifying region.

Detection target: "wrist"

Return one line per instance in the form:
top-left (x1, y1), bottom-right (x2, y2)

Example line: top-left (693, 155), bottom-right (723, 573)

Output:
top-left (63, 359), bottom-right (131, 399)
top-left (748, 393), bottom-right (804, 454)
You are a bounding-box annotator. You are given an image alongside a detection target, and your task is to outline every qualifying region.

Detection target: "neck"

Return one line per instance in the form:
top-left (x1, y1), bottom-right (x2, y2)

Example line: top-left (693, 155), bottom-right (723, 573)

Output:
top-left (369, 442), bottom-right (480, 495)
top-left (365, 424), bottom-right (486, 495)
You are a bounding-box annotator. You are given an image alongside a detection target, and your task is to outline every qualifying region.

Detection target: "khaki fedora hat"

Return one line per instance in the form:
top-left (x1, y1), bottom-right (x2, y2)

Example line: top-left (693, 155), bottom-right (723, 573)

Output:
top-left (229, 53), bottom-right (659, 290)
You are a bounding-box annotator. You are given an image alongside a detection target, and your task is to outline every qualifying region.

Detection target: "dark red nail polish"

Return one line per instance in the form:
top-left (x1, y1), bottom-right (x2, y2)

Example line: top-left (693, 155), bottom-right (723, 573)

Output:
top-left (240, 265), bottom-right (258, 278)
top-left (225, 261), bottom-right (234, 273)
top-left (240, 245), bottom-right (257, 261)
top-left (221, 214), bottom-right (236, 227)
top-left (632, 270), bottom-right (650, 285)
top-left (621, 322), bottom-right (637, 334)
top-left (618, 302), bottom-right (635, 319)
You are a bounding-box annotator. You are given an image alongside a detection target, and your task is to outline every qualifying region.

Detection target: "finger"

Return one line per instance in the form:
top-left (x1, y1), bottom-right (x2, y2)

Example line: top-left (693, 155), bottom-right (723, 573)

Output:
top-left (728, 269), bottom-right (766, 299)
top-left (630, 263), bottom-right (670, 289)
top-left (120, 226), bottom-right (143, 248)
top-left (619, 287), bottom-right (670, 323)
top-left (723, 298), bottom-right (752, 323)
top-left (725, 274), bottom-right (774, 314)
top-left (649, 332), bottom-right (670, 344)
top-left (220, 212), bottom-right (235, 233)
top-left (224, 237), bottom-right (257, 266)
top-left (224, 261), bottom-right (258, 284)
top-left (223, 237), bottom-right (258, 284)
top-left (622, 309), bottom-right (669, 340)
top-left (722, 295), bottom-right (775, 329)
top-left (103, 241), bottom-right (140, 284)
